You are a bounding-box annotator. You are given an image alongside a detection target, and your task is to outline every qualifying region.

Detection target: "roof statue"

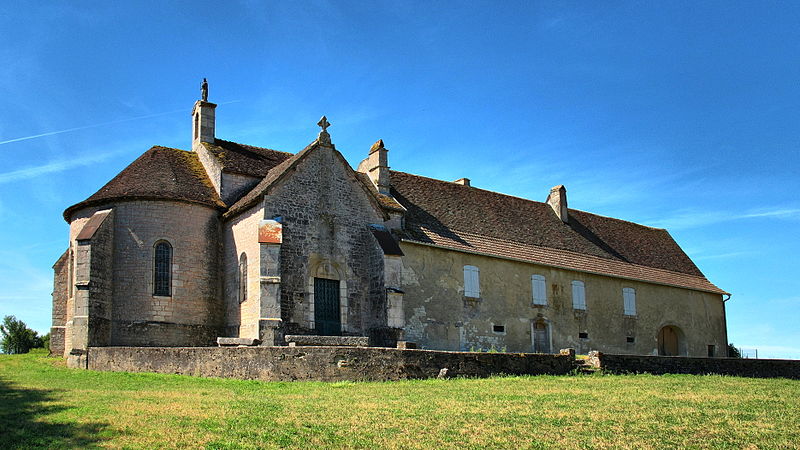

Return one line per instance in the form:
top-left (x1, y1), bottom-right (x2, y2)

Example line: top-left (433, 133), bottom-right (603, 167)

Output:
top-left (317, 115), bottom-right (331, 144)
top-left (201, 78), bottom-right (208, 102)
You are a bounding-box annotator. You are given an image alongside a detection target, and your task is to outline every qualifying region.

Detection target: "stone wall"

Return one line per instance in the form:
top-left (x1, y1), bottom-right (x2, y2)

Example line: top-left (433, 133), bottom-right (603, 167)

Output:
top-left (69, 201), bottom-right (223, 347)
top-left (221, 172), bottom-right (260, 205)
top-left (257, 143), bottom-right (389, 341)
top-left (86, 346), bottom-right (573, 381)
top-left (222, 203), bottom-right (263, 338)
top-left (597, 353), bottom-right (800, 379)
top-left (400, 242), bottom-right (727, 356)
top-left (50, 249), bottom-right (69, 356)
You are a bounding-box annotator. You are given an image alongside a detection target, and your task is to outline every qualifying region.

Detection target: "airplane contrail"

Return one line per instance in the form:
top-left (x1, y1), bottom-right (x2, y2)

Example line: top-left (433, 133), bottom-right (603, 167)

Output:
top-left (0, 100), bottom-right (241, 146)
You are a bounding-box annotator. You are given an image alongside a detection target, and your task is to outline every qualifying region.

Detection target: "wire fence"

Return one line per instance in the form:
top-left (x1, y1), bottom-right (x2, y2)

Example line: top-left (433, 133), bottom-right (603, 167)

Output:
top-left (738, 347), bottom-right (759, 359)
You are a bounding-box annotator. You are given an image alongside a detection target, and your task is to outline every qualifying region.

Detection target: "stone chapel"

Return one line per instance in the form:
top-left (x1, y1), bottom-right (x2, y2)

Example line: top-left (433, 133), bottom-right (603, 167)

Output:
top-left (51, 82), bottom-right (729, 359)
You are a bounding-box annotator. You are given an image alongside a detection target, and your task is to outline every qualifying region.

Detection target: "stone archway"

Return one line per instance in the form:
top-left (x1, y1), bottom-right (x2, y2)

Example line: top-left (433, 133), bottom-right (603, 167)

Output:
top-left (658, 325), bottom-right (686, 356)
top-left (307, 258), bottom-right (349, 335)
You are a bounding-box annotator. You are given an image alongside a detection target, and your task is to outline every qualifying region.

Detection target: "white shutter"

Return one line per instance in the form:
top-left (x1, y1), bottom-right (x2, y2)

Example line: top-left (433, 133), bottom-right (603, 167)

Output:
top-left (623, 288), bottom-right (636, 315)
top-left (532, 275), bottom-right (547, 305)
top-left (572, 281), bottom-right (586, 310)
top-left (464, 265), bottom-right (480, 298)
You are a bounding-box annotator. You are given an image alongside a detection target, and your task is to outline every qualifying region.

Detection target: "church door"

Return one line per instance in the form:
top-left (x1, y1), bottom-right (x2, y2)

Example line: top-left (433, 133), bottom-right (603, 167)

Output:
top-left (532, 320), bottom-right (550, 353)
top-left (314, 278), bottom-right (341, 336)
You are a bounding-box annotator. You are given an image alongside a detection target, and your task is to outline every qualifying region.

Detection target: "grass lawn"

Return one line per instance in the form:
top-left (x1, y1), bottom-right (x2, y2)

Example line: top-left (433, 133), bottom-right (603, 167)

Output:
top-left (1, 350), bottom-right (798, 449)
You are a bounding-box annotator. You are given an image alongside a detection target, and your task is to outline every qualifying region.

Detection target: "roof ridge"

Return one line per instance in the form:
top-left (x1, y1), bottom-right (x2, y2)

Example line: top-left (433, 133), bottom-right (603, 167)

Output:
top-left (390, 170), bottom-right (667, 232)
top-left (212, 138), bottom-right (293, 156)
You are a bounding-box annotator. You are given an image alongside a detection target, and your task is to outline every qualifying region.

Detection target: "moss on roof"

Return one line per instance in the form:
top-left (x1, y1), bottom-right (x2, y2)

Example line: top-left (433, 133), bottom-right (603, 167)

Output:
top-left (63, 146), bottom-right (224, 222)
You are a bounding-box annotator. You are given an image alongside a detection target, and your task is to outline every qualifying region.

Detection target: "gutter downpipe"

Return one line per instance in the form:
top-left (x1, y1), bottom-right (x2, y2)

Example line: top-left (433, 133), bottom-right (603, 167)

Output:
top-left (722, 294), bottom-right (731, 356)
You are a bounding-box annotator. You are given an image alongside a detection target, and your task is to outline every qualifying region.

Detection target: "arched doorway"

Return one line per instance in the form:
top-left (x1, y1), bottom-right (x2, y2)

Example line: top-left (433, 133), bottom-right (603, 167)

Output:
top-left (531, 319), bottom-right (551, 354)
top-left (658, 325), bottom-right (686, 356)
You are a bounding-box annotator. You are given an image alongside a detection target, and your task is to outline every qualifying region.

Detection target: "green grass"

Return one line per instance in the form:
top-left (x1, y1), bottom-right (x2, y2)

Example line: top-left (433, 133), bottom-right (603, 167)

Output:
top-left (1, 350), bottom-right (798, 449)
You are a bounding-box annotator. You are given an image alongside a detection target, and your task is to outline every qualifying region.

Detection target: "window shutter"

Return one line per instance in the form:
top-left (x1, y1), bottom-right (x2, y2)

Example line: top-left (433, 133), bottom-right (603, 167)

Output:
top-left (532, 275), bottom-right (547, 305)
top-left (623, 288), bottom-right (636, 315)
top-left (572, 281), bottom-right (586, 310)
top-left (464, 265), bottom-right (480, 298)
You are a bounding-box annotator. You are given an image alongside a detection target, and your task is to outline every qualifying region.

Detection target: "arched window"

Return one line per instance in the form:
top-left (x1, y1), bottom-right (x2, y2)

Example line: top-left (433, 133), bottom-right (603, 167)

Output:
top-left (238, 253), bottom-right (248, 303)
top-left (463, 265), bottom-right (480, 298)
top-left (532, 274), bottom-right (547, 305)
top-left (153, 241), bottom-right (172, 296)
top-left (571, 280), bottom-right (586, 310)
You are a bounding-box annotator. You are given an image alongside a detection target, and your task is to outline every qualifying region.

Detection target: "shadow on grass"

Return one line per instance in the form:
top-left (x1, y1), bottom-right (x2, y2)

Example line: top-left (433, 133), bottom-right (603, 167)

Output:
top-left (0, 378), bottom-right (108, 448)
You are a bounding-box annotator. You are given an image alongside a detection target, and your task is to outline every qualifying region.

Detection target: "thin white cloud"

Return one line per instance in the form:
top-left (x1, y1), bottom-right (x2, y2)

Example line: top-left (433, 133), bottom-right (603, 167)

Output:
top-left (692, 251), bottom-right (755, 261)
top-left (0, 101), bottom-right (240, 146)
top-left (646, 207), bottom-right (800, 230)
top-left (0, 152), bottom-right (121, 184)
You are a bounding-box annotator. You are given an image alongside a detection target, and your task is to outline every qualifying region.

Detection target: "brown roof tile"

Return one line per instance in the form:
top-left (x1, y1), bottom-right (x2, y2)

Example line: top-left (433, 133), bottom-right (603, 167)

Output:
top-left (63, 146), bottom-right (224, 222)
top-left (390, 171), bottom-right (725, 294)
top-left (203, 139), bottom-right (292, 177)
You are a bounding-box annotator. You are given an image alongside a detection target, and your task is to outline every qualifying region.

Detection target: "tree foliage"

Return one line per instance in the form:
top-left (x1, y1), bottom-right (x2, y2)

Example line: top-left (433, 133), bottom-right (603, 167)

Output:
top-left (0, 315), bottom-right (44, 354)
top-left (727, 343), bottom-right (742, 358)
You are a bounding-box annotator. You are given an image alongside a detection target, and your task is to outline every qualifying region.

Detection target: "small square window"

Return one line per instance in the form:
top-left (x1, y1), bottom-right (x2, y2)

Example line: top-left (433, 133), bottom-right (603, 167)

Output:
top-left (579, 332), bottom-right (588, 339)
top-left (626, 336), bottom-right (635, 343)
top-left (493, 324), bottom-right (505, 333)
top-left (707, 345), bottom-right (716, 357)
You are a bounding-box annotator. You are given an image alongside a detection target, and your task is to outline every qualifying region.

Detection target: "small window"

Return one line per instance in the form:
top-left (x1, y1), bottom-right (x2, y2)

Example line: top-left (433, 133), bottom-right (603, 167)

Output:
top-left (531, 274), bottom-right (547, 305)
top-left (238, 253), bottom-right (248, 303)
top-left (579, 332), bottom-right (588, 339)
top-left (623, 287), bottom-right (636, 316)
top-left (493, 324), bottom-right (505, 333)
top-left (707, 345), bottom-right (716, 357)
top-left (464, 265), bottom-right (480, 298)
top-left (153, 241), bottom-right (172, 296)
top-left (571, 280), bottom-right (586, 310)
top-left (627, 336), bottom-right (635, 343)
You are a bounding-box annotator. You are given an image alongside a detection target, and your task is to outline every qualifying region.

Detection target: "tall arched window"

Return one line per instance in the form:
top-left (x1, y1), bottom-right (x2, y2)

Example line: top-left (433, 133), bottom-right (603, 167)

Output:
top-left (238, 253), bottom-right (248, 303)
top-left (153, 241), bottom-right (172, 296)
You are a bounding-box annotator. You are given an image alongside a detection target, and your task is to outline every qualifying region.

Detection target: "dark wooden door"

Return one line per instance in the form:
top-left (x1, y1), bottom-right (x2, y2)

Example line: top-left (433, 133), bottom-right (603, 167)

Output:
top-left (533, 321), bottom-right (550, 353)
top-left (314, 278), bottom-right (341, 336)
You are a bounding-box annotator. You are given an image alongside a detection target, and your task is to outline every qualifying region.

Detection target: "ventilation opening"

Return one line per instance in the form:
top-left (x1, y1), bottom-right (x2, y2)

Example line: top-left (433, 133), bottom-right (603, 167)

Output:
top-left (493, 324), bottom-right (505, 333)
top-left (626, 336), bottom-right (635, 343)
top-left (579, 332), bottom-right (588, 339)
top-left (707, 345), bottom-right (716, 357)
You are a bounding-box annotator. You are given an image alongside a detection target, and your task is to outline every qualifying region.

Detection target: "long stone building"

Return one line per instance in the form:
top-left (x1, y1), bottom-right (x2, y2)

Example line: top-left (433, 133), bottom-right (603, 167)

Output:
top-left (51, 83), bottom-right (729, 359)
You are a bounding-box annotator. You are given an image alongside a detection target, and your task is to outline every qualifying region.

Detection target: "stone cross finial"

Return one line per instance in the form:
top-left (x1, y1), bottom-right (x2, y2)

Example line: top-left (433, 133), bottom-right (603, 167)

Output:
top-left (201, 78), bottom-right (208, 102)
top-left (317, 116), bottom-right (331, 145)
top-left (317, 116), bottom-right (330, 132)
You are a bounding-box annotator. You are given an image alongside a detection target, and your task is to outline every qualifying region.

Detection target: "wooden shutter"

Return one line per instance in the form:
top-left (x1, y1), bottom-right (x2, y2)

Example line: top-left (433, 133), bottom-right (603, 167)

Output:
top-left (623, 288), bottom-right (636, 315)
top-left (571, 280), bottom-right (586, 310)
top-left (464, 265), bottom-right (480, 298)
top-left (532, 275), bottom-right (547, 305)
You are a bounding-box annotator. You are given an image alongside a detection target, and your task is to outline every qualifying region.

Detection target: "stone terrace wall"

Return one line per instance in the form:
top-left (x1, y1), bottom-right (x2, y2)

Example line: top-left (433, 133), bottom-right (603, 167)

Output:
top-left (597, 353), bottom-right (800, 379)
top-left (86, 347), bottom-right (573, 382)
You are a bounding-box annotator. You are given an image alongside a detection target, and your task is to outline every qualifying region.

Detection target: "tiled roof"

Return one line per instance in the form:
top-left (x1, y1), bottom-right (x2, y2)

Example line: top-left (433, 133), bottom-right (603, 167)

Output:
top-left (63, 146), bottom-right (224, 221)
top-left (390, 171), bottom-right (727, 295)
top-left (203, 139), bottom-right (293, 177)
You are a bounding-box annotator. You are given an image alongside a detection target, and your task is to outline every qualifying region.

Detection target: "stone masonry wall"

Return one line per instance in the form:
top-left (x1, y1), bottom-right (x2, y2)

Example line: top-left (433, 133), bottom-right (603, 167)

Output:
top-left (597, 353), bottom-right (800, 379)
top-left (222, 203), bottom-right (263, 338)
top-left (258, 144), bottom-right (389, 341)
top-left (50, 249), bottom-right (69, 356)
top-left (70, 201), bottom-right (223, 346)
top-left (400, 242), bottom-right (727, 356)
top-left (221, 172), bottom-right (260, 206)
top-left (87, 346), bottom-right (573, 381)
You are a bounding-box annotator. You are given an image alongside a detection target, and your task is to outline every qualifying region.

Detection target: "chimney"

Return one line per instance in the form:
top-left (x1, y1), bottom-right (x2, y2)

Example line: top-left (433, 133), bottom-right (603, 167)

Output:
top-left (191, 78), bottom-right (216, 150)
top-left (357, 139), bottom-right (391, 195)
top-left (454, 178), bottom-right (471, 186)
top-left (546, 185), bottom-right (568, 223)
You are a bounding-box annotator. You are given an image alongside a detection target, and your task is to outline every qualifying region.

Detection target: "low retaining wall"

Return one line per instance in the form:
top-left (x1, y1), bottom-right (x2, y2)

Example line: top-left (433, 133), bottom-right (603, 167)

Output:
top-left (86, 346), bottom-right (573, 382)
top-left (597, 353), bottom-right (800, 379)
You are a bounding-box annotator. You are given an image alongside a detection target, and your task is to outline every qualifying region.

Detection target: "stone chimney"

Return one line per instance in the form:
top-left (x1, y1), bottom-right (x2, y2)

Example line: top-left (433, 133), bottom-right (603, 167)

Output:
top-left (357, 139), bottom-right (391, 195)
top-left (546, 185), bottom-right (568, 223)
top-left (454, 178), bottom-right (470, 186)
top-left (191, 78), bottom-right (216, 150)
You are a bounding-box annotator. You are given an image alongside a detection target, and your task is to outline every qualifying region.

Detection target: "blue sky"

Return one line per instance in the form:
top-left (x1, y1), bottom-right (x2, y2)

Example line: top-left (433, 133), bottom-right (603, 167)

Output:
top-left (1, 2), bottom-right (798, 358)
